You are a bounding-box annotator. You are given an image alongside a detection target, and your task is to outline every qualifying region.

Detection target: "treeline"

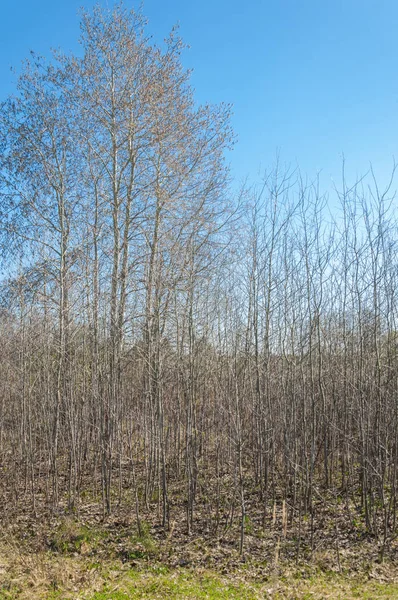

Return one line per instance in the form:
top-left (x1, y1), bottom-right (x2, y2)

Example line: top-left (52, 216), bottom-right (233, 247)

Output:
top-left (1, 3), bottom-right (398, 556)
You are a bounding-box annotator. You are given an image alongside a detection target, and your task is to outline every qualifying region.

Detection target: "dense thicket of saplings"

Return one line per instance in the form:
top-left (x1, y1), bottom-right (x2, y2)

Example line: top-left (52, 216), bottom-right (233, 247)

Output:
top-left (0, 4), bottom-right (397, 558)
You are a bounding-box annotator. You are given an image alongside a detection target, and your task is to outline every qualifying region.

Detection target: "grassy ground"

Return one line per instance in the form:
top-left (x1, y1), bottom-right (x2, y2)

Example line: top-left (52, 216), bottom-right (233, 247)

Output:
top-left (2, 563), bottom-right (398, 599)
top-left (1, 542), bottom-right (398, 599)
top-left (86, 572), bottom-right (398, 600)
top-left (2, 511), bottom-right (398, 599)
top-left (4, 467), bottom-right (398, 598)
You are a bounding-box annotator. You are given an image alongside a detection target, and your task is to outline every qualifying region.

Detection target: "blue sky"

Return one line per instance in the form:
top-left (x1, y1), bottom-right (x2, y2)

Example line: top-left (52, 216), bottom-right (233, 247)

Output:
top-left (1, 0), bottom-right (398, 191)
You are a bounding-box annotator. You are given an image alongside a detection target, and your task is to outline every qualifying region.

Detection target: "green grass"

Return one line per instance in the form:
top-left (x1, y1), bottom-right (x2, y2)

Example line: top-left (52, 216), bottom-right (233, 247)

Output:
top-left (48, 518), bottom-right (108, 554)
top-left (88, 569), bottom-right (261, 599)
top-left (81, 568), bottom-right (398, 599)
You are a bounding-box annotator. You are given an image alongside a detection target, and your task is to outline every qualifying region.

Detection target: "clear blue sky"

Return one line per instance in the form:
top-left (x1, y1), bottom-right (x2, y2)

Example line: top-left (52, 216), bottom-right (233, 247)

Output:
top-left (1, 0), bottom-right (398, 190)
